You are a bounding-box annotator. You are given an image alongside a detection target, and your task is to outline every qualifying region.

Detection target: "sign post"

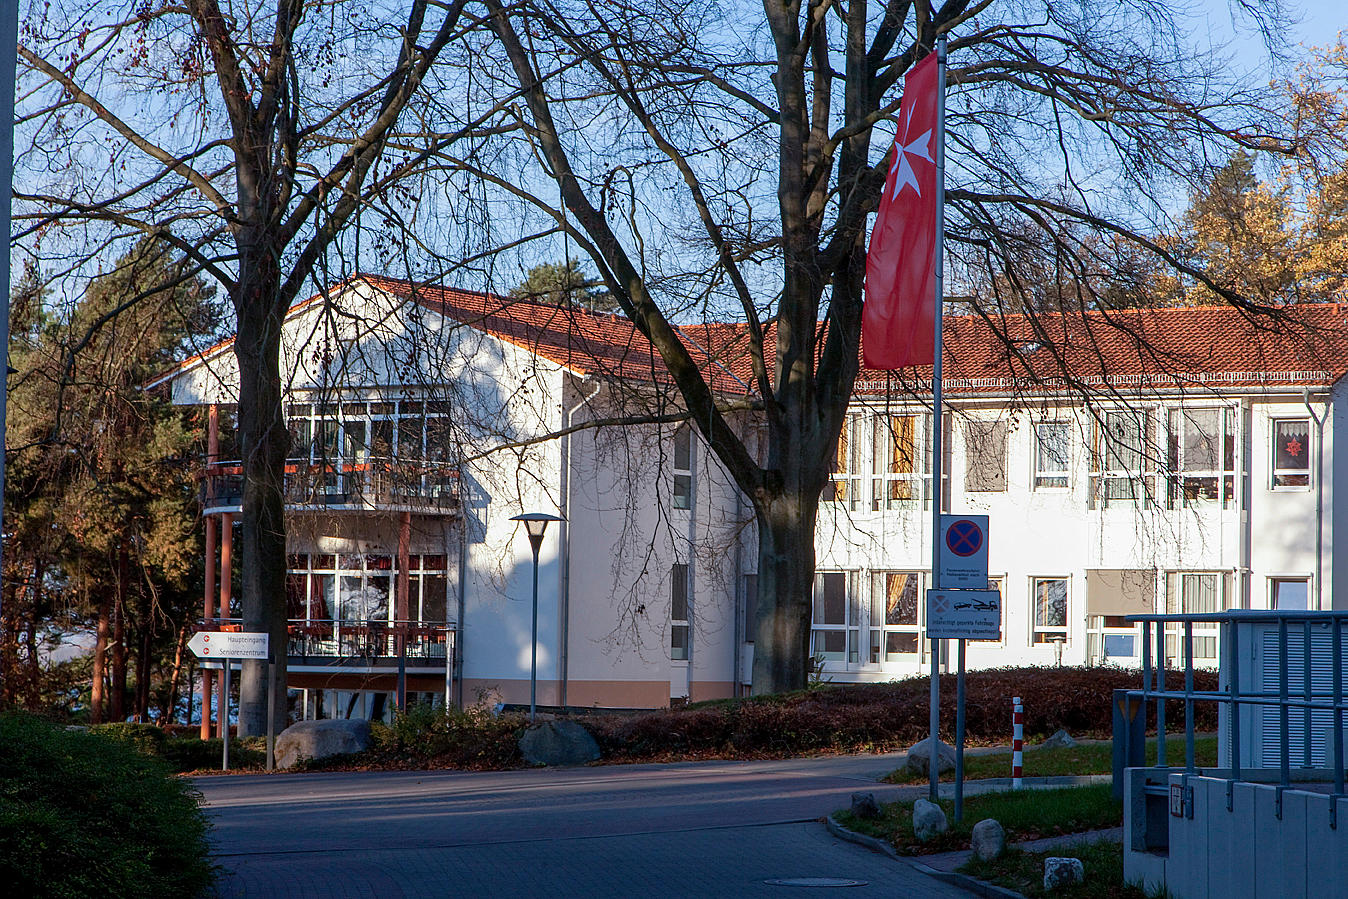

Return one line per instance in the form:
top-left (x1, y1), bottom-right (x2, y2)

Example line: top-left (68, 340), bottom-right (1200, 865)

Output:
top-left (188, 631), bottom-right (269, 770)
top-left (930, 513), bottom-right (994, 822)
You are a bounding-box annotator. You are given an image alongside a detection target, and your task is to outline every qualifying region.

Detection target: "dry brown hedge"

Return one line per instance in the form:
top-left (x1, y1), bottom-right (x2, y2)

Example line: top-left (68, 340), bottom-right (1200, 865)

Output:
top-left (584, 666), bottom-right (1215, 762)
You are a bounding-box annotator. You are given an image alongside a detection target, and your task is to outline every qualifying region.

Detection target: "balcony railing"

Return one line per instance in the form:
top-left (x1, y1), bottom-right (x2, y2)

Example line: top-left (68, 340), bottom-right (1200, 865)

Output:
top-left (201, 456), bottom-right (459, 512)
top-left (200, 618), bottom-right (453, 665)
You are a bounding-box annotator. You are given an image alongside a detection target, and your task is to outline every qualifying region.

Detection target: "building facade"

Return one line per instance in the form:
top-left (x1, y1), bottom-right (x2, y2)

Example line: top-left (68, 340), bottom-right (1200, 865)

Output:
top-left (156, 278), bottom-right (1348, 721)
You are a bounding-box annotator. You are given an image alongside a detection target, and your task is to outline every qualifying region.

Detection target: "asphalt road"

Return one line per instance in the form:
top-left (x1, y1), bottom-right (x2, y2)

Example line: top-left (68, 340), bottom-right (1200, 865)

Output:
top-left (194, 754), bottom-right (973, 898)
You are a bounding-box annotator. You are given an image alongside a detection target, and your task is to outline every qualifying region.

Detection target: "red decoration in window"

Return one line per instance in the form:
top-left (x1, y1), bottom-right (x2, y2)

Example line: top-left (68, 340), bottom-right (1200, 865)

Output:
top-left (1286, 438), bottom-right (1303, 459)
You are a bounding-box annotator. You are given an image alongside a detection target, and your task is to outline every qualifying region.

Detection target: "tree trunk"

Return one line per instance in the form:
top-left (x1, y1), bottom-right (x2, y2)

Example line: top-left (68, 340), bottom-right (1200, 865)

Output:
top-left (232, 235), bottom-right (291, 737)
top-left (110, 547), bottom-right (128, 721)
top-left (91, 598), bottom-right (111, 724)
top-left (160, 625), bottom-right (188, 725)
top-left (135, 603), bottom-right (153, 721)
top-left (749, 487), bottom-right (823, 694)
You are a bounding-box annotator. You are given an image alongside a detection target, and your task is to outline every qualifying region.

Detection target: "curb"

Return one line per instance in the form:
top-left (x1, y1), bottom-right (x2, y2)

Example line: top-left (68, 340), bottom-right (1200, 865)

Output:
top-left (824, 815), bottom-right (1027, 899)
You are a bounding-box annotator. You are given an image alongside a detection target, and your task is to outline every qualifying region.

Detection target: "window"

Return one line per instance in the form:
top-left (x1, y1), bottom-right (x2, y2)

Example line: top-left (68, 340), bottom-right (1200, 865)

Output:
top-left (964, 420), bottom-right (1007, 492)
top-left (1092, 410), bottom-right (1153, 504)
top-left (672, 426), bottom-right (693, 510)
top-left (811, 571), bottom-right (859, 663)
top-left (827, 416), bottom-right (863, 508)
top-left (1032, 577), bottom-right (1068, 644)
top-left (1034, 422), bottom-right (1071, 489)
top-left (1271, 419), bottom-right (1311, 488)
top-left (1271, 577), bottom-right (1310, 611)
top-left (743, 574), bottom-right (758, 643)
top-left (872, 413), bottom-right (927, 510)
top-left (870, 571), bottom-right (921, 661)
top-left (671, 563), bottom-right (690, 660)
top-left (1165, 572), bottom-right (1228, 662)
top-left (1166, 407), bottom-right (1236, 506)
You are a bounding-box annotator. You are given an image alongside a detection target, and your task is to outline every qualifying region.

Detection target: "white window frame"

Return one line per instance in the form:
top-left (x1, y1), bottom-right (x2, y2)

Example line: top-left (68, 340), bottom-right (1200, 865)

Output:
top-left (1164, 571), bottom-right (1229, 665)
top-left (1091, 408), bottom-right (1155, 506)
top-left (671, 562), bottom-right (690, 661)
top-left (869, 571), bottom-right (923, 663)
top-left (1270, 418), bottom-right (1312, 490)
top-left (811, 571), bottom-right (860, 665)
top-left (672, 425), bottom-right (693, 510)
top-left (1031, 576), bottom-right (1069, 645)
top-left (872, 412), bottom-right (929, 511)
top-left (827, 414), bottom-right (864, 509)
top-left (1166, 406), bottom-right (1236, 508)
top-left (1269, 576), bottom-right (1312, 611)
top-left (1033, 421), bottom-right (1071, 490)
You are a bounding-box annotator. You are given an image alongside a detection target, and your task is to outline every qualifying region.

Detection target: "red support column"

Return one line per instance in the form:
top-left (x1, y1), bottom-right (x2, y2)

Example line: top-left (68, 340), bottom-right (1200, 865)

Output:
top-left (201, 404), bottom-right (219, 739)
top-left (219, 511), bottom-right (233, 739)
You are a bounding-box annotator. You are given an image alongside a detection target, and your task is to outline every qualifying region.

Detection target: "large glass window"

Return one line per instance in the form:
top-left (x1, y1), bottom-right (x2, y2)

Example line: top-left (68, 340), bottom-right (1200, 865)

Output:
top-left (1092, 410), bottom-right (1153, 504)
top-left (1032, 577), bottom-right (1068, 644)
top-left (672, 426), bottom-right (693, 510)
top-left (285, 553), bottom-right (449, 625)
top-left (1034, 422), bottom-right (1071, 489)
top-left (811, 571), bottom-right (859, 663)
top-left (1271, 419), bottom-right (1311, 489)
top-left (1165, 572), bottom-right (1228, 662)
top-left (671, 563), bottom-right (690, 660)
top-left (872, 413), bottom-right (927, 510)
top-left (964, 420), bottom-right (1007, 492)
top-left (870, 571), bottom-right (921, 661)
top-left (1271, 577), bottom-right (1310, 611)
top-left (827, 415), bottom-right (863, 508)
top-left (1166, 407), bottom-right (1236, 506)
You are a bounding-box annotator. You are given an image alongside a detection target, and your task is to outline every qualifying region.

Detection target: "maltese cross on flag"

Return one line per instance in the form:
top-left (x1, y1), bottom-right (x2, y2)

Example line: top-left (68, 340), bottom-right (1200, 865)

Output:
top-left (862, 51), bottom-right (941, 371)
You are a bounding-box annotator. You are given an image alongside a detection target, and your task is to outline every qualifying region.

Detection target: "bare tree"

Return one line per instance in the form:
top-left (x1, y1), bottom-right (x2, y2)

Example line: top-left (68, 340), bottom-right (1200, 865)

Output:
top-left (16, 0), bottom-right (473, 733)
top-left (456, 0), bottom-right (1290, 692)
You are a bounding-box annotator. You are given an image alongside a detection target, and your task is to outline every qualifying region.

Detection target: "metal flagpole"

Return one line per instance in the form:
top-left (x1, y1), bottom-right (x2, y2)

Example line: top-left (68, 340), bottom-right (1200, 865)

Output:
top-left (927, 33), bottom-right (949, 804)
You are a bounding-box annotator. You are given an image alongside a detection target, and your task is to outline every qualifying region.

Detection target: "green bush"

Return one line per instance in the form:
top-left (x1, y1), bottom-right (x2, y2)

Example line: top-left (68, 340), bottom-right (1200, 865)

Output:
top-left (0, 713), bottom-right (214, 898)
top-left (358, 702), bottom-right (527, 770)
top-left (90, 722), bottom-right (266, 772)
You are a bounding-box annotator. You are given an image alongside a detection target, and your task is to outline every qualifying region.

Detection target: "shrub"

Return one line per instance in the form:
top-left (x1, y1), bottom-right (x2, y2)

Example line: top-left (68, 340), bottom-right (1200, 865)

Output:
top-left (91, 722), bottom-right (266, 772)
top-left (0, 713), bottom-right (214, 898)
top-left (356, 702), bottom-right (528, 770)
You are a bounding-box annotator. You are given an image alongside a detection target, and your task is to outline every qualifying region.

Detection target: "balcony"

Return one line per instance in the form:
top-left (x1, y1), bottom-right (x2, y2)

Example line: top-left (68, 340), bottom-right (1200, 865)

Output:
top-left (200, 618), bottom-right (453, 668)
top-left (200, 456), bottom-right (460, 515)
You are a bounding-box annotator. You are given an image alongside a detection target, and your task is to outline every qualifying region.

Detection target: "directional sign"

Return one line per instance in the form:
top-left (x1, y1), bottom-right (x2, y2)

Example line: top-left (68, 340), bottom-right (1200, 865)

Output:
top-left (938, 514), bottom-right (989, 588)
top-left (188, 630), bottom-right (269, 660)
top-left (926, 589), bottom-right (1002, 640)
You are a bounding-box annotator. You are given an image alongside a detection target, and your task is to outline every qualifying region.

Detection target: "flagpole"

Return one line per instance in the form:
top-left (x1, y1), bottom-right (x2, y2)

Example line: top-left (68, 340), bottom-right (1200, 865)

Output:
top-left (927, 32), bottom-right (948, 804)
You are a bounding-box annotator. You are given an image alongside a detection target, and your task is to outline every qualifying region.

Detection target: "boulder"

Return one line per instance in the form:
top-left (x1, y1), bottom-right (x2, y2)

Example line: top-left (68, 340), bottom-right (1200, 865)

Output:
top-left (911, 798), bottom-right (949, 842)
top-left (970, 818), bottom-right (1006, 861)
top-left (904, 737), bottom-right (957, 776)
top-left (1039, 728), bottom-right (1077, 750)
top-left (850, 792), bottom-right (880, 819)
top-left (1043, 857), bottom-right (1085, 891)
top-left (518, 720), bottom-right (600, 767)
top-left (275, 719), bottom-right (371, 769)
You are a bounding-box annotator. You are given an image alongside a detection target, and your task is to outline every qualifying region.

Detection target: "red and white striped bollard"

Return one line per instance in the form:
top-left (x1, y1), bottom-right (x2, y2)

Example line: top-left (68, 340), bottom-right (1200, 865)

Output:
top-left (1012, 696), bottom-right (1024, 789)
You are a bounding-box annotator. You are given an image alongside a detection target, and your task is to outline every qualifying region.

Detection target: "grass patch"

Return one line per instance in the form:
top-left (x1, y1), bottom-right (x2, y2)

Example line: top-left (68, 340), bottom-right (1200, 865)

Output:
top-left (959, 840), bottom-right (1148, 898)
top-left (835, 783), bottom-right (1121, 855)
top-left (884, 735), bottom-right (1218, 784)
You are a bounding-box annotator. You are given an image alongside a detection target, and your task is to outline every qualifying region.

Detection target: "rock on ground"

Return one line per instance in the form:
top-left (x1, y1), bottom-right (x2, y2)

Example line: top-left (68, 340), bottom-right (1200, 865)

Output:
top-left (1039, 728), bottom-right (1077, 750)
top-left (911, 798), bottom-right (949, 842)
top-left (904, 737), bottom-right (956, 776)
top-left (970, 818), bottom-right (1006, 861)
top-left (518, 719), bottom-right (601, 766)
top-left (275, 719), bottom-right (371, 769)
top-left (1043, 856), bottom-right (1085, 890)
top-left (850, 792), bottom-right (880, 819)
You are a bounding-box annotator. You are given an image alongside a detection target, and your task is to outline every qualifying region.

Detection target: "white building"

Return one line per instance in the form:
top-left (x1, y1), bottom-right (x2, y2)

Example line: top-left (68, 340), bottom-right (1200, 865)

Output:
top-left (156, 277), bottom-right (1348, 718)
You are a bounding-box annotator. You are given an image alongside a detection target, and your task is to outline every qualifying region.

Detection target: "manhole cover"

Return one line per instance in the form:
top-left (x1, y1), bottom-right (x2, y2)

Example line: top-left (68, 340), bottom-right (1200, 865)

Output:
top-left (762, 878), bottom-right (869, 888)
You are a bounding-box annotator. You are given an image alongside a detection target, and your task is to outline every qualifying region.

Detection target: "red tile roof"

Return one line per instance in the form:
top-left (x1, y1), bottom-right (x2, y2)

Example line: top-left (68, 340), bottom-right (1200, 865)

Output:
top-left (157, 274), bottom-right (1348, 398)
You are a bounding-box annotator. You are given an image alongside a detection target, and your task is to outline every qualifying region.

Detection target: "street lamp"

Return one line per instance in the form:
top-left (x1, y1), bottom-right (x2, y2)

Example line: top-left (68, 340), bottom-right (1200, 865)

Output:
top-left (510, 512), bottom-right (563, 723)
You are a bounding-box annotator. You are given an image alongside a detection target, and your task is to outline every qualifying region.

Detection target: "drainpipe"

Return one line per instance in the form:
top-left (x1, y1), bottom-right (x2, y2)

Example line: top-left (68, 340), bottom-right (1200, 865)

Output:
top-left (455, 482), bottom-right (468, 710)
top-left (559, 375), bottom-right (601, 709)
top-left (1239, 399), bottom-right (1253, 610)
top-left (1303, 390), bottom-right (1326, 610)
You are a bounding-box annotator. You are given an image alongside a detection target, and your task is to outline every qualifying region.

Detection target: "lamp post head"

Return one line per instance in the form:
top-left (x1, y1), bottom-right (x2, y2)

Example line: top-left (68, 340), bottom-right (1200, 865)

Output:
top-left (511, 512), bottom-right (564, 553)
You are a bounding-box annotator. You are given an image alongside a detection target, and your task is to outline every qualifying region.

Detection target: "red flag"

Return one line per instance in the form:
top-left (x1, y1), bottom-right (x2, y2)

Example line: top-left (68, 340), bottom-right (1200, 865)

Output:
top-left (863, 52), bottom-right (940, 370)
